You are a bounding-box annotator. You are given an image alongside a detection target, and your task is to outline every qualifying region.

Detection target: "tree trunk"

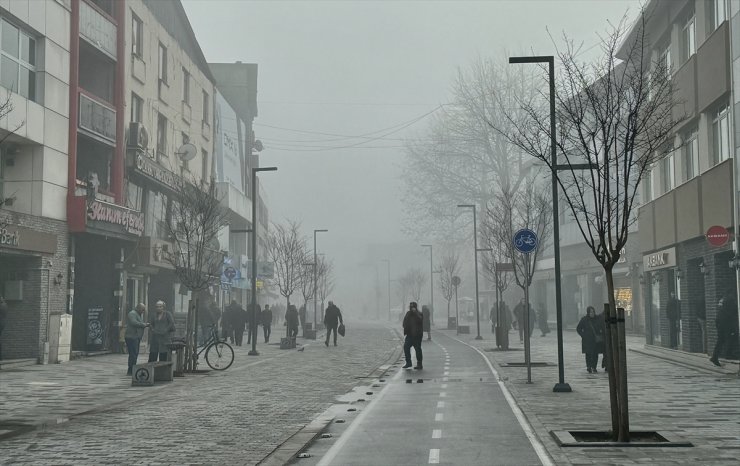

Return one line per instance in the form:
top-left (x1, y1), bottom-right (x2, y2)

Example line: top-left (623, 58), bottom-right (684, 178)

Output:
top-left (605, 267), bottom-right (629, 441)
top-left (603, 302), bottom-right (619, 437)
top-left (616, 305), bottom-right (630, 442)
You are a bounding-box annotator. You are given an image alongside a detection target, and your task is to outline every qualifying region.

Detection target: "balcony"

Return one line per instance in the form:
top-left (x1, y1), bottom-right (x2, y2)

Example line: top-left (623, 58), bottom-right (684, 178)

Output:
top-left (216, 181), bottom-right (252, 222)
top-left (79, 0), bottom-right (117, 60)
top-left (78, 91), bottom-right (116, 144)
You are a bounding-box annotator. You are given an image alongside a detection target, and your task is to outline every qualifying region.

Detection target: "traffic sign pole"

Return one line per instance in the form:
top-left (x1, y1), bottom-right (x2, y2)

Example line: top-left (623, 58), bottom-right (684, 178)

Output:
top-left (513, 229), bottom-right (537, 384)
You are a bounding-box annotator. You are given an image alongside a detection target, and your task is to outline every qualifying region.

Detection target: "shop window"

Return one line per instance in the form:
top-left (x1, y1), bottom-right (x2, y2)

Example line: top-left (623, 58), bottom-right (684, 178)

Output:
top-left (712, 103), bottom-right (731, 165)
top-left (125, 180), bottom-right (143, 211)
top-left (0, 18), bottom-right (35, 101)
top-left (151, 191), bottom-right (170, 240)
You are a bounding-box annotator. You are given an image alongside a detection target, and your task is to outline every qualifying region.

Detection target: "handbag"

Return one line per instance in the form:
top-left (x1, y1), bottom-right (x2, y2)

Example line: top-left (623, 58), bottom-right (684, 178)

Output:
top-left (589, 321), bottom-right (604, 344)
top-left (338, 323), bottom-right (346, 337)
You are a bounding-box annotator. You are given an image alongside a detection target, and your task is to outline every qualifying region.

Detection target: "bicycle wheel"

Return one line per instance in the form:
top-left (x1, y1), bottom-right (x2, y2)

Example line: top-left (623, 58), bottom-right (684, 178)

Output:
top-left (205, 341), bottom-right (234, 370)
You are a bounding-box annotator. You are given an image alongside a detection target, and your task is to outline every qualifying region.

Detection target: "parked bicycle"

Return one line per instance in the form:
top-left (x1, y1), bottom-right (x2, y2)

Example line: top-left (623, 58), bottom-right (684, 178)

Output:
top-left (197, 325), bottom-right (234, 370)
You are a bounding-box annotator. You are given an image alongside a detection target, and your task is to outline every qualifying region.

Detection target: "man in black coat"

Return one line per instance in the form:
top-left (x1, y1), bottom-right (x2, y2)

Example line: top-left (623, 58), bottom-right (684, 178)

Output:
top-left (324, 301), bottom-right (343, 347)
top-left (286, 304), bottom-right (300, 339)
top-left (666, 292), bottom-right (680, 349)
top-left (261, 304), bottom-right (272, 343)
top-left (711, 290), bottom-right (739, 366)
top-left (229, 301), bottom-right (247, 347)
top-left (403, 302), bottom-right (424, 369)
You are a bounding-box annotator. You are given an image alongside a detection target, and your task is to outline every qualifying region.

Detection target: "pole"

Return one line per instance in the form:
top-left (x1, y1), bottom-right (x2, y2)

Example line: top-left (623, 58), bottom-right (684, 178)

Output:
top-left (548, 58), bottom-right (570, 392)
top-left (249, 169), bottom-right (260, 356)
top-left (313, 231), bottom-right (318, 331)
top-left (455, 284), bottom-right (459, 335)
top-left (524, 255), bottom-right (532, 383)
top-left (429, 246), bottom-right (434, 326)
top-left (383, 259), bottom-right (391, 321)
top-left (473, 207), bottom-right (482, 340)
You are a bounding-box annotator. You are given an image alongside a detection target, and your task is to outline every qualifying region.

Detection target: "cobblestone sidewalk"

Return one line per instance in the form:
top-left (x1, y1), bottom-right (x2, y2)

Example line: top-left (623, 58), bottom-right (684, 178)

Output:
top-left (0, 321), bottom-right (401, 465)
top-left (442, 327), bottom-right (740, 465)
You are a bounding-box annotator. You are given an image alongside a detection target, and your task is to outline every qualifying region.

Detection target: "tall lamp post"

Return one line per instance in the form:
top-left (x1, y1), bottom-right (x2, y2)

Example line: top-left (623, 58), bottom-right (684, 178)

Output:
top-left (313, 229), bottom-right (328, 332)
top-left (509, 55), bottom-right (572, 392)
top-left (381, 259), bottom-right (391, 321)
top-left (249, 166), bottom-right (277, 356)
top-left (421, 244), bottom-right (434, 320)
top-left (457, 204), bottom-right (483, 340)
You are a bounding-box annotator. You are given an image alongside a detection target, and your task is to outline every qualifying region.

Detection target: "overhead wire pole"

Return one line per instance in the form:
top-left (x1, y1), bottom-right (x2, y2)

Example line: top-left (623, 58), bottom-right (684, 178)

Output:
top-left (421, 244), bottom-right (434, 324)
top-left (458, 204), bottom-right (483, 340)
top-left (313, 229), bottom-right (328, 333)
top-left (249, 166), bottom-right (277, 356)
top-left (382, 259), bottom-right (391, 321)
top-left (509, 54), bottom-right (571, 392)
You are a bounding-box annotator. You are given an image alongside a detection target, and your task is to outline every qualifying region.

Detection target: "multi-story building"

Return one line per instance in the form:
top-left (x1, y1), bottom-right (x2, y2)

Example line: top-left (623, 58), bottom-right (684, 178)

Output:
top-left (635, 0), bottom-right (739, 355)
top-left (0, 0), bottom-right (73, 363)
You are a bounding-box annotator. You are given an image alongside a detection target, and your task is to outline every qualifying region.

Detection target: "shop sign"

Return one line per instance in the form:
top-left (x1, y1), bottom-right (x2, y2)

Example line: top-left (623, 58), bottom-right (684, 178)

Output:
top-left (134, 154), bottom-right (182, 192)
top-left (643, 247), bottom-right (676, 271)
top-left (87, 200), bottom-right (144, 237)
top-left (0, 227), bottom-right (20, 247)
top-left (86, 307), bottom-right (104, 345)
top-left (706, 225), bottom-right (730, 247)
top-left (0, 224), bottom-right (57, 254)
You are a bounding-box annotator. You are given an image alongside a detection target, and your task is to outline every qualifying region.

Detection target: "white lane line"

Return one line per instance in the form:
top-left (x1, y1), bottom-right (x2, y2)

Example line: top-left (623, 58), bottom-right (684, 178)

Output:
top-left (432, 429), bottom-right (442, 439)
top-left (437, 401), bottom-right (445, 408)
top-left (442, 377), bottom-right (449, 382)
top-left (439, 392), bottom-right (446, 397)
top-left (429, 448), bottom-right (440, 463)
top-left (442, 334), bottom-right (555, 466)
top-left (441, 384), bottom-right (447, 389)
top-left (443, 371), bottom-right (449, 375)
top-left (435, 413), bottom-right (444, 421)
top-left (316, 365), bottom-right (404, 466)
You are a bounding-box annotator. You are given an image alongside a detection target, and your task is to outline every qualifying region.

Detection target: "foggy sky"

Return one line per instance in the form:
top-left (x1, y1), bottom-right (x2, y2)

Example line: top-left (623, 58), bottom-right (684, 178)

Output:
top-left (183, 0), bottom-right (639, 309)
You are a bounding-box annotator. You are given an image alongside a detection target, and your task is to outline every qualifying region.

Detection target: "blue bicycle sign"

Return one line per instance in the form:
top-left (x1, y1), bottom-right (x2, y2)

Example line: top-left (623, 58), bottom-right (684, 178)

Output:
top-left (513, 229), bottom-right (538, 254)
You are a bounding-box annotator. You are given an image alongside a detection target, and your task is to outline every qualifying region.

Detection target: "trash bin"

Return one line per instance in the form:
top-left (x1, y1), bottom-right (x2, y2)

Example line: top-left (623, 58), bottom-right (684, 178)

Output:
top-left (167, 339), bottom-right (186, 377)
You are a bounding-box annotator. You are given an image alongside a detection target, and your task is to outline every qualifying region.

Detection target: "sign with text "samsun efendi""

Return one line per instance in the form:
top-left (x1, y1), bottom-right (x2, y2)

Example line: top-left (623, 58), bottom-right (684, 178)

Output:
top-left (87, 200), bottom-right (144, 237)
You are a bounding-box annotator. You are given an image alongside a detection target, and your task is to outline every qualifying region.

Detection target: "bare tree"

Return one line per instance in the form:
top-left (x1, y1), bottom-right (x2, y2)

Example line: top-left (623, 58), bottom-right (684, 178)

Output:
top-left (437, 250), bottom-right (461, 324)
top-left (267, 220), bottom-right (309, 314)
top-left (165, 177), bottom-right (229, 371)
top-left (408, 267), bottom-right (426, 303)
top-left (501, 14), bottom-right (681, 441)
top-left (395, 271), bottom-right (413, 314)
top-left (317, 256), bottom-right (334, 320)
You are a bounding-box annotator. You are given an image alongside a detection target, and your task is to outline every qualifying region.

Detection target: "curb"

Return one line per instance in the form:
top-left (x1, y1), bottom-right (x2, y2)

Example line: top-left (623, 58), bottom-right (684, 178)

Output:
top-left (258, 414), bottom-right (336, 466)
top-left (629, 345), bottom-right (738, 376)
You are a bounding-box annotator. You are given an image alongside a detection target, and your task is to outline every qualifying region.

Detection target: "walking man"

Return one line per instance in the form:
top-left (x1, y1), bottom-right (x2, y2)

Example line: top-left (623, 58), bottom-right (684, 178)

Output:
top-left (125, 303), bottom-right (149, 375)
top-left (666, 292), bottom-right (680, 349)
top-left (402, 302), bottom-right (423, 369)
top-left (230, 301), bottom-right (247, 347)
top-left (261, 304), bottom-right (273, 343)
top-left (286, 304), bottom-right (299, 339)
top-left (711, 289), bottom-right (739, 366)
top-left (324, 301), bottom-right (343, 347)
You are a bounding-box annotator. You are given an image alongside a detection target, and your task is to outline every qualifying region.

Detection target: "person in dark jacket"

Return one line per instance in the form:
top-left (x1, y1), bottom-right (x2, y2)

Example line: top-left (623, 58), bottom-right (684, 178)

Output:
top-left (710, 290), bottom-right (739, 366)
top-left (285, 304), bottom-right (299, 339)
top-left (402, 302), bottom-right (424, 369)
top-left (324, 301), bottom-right (344, 346)
top-left (666, 292), bottom-right (680, 349)
top-left (298, 305), bottom-right (307, 332)
top-left (422, 305), bottom-right (432, 341)
top-left (537, 303), bottom-right (550, 337)
top-left (124, 303), bottom-right (149, 375)
top-left (222, 302), bottom-right (239, 344)
top-left (576, 306), bottom-right (603, 373)
top-left (513, 298), bottom-right (535, 342)
top-left (228, 301), bottom-right (247, 347)
top-left (148, 300), bottom-right (175, 362)
top-left (261, 304), bottom-right (272, 343)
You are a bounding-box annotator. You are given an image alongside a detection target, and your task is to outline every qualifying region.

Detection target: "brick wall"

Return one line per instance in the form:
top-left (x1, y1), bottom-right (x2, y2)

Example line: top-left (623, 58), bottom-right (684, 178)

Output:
top-left (0, 213), bottom-right (69, 361)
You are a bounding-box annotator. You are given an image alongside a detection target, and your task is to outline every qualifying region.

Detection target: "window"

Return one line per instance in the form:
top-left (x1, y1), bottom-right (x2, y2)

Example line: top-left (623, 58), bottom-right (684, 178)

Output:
top-left (201, 148), bottom-right (208, 181)
top-left (156, 113), bottom-right (167, 160)
top-left (658, 43), bottom-right (671, 78)
top-left (712, 104), bottom-right (731, 164)
top-left (660, 152), bottom-right (675, 193)
top-left (130, 92), bottom-right (142, 123)
top-left (158, 42), bottom-right (168, 84)
top-left (131, 13), bottom-right (143, 57)
top-left (0, 19), bottom-right (35, 100)
top-left (182, 68), bottom-right (190, 104)
top-left (125, 180), bottom-right (143, 211)
top-left (711, 0), bottom-right (728, 31)
top-left (202, 90), bottom-right (209, 123)
top-left (682, 127), bottom-right (699, 181)
top-left (680, 15), bottom-right (696, 63)
top-left (644, 168), bottom-right (653, 203)
top-left (151, 191), bottom-right (170, 240)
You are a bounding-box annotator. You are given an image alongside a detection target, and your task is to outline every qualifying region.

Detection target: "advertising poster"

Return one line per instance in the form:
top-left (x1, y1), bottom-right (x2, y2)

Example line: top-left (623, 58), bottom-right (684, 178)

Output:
top-left (215, 91), bottom-right (244, 193)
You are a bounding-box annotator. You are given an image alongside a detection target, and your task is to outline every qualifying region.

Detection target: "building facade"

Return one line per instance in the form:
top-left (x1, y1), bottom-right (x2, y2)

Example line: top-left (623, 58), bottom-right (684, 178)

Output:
top-left (0, 0), bottom-right (72, 362)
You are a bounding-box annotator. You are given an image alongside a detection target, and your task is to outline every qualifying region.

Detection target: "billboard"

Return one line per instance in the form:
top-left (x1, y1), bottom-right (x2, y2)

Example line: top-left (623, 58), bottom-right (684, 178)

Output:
top-left (214, 91), bottom-right (244, 193)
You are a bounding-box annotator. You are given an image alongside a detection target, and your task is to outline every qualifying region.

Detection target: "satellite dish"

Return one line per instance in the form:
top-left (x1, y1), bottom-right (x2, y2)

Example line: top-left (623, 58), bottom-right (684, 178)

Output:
top-left (176, 143), bottom-right (197, 162)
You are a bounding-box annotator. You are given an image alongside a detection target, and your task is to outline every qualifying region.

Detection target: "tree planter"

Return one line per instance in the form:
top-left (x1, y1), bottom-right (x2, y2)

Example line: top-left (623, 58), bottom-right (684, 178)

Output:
top-left (550, 430), bottom-right (692, 448)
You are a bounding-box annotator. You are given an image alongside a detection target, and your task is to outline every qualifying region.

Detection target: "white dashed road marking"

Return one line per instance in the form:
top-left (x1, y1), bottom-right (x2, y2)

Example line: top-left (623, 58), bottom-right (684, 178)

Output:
top-left (435, 413), bottom-right (444, 421)
top-left (437, 401), bottom-right (445, 408)
top-left (429, 448), bottom-right (440, 463)
top-left (439, 392), bottom-right (446, 397)
top-left (432, 429), bottom-right (442, 439)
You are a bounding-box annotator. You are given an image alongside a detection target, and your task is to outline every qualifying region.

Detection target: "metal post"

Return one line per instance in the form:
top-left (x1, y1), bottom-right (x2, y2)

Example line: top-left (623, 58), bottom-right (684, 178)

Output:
top-left (250, 167), bottom-right (277, 356)
top-left (314, 231), bottom-right (317, 331)
top-left (382, 259), bottom-right (391, 321)
top-left (524, 255), bottom-right (532, 383)
top-left (455, 284), bottom-right (459, 335)
top-left (473, 208), bottom-right (482, 340)
top-left (422, 244), bottom-right (434, 326)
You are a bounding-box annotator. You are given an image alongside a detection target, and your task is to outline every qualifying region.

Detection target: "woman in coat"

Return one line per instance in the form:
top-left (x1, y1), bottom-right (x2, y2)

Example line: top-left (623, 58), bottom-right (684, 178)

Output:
top-left (148, 300), bottom-right (176, 362)
top-left (576, 306), bottom-right (603, 373)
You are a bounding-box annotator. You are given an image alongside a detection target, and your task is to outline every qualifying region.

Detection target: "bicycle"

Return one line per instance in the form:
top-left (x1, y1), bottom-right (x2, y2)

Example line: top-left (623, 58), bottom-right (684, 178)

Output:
top-left (196, 325), bottom-right (234, 370)
top-left (515, 234), bottom-right (536, 248)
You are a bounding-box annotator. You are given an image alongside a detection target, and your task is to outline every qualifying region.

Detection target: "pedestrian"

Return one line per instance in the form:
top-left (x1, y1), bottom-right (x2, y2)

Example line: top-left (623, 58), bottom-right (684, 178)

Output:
top-left (124, 303), bottom-right (149, 375)
top-left (576, 306), bottom-right (603, 373)
top-left (402, 301), bottom-right (424, 369)
top-left (513, 298), bottom-right (526, 342)
top-left (246, 303), bottom-right (258, 345)
top-left (710, 289), bottom-right (739, 366)
top-left (422, 305), bottom-right (432, 341)
top-left (0, 296), bottom-right (8, 360)
top-left (666, 292), bottom-right (680, 349)
top-left (537, 303), bottom-right (550, 337)
top-left (148, 300), bottom-right (175, 362)
top-left (285, 304), bottom-right (299, 339)
top-left (223, 302), bottom-right (240, 344)
top-left (229, 301), bottom-right (247, 347)
top-left (694, 299), bottom-right (707, 353)
top-left (261, 304), bottom-right (272, 343)
top-left (298, 305), bottom-right (307, 332)
top-left (324, 301), bottom-right (344, 347)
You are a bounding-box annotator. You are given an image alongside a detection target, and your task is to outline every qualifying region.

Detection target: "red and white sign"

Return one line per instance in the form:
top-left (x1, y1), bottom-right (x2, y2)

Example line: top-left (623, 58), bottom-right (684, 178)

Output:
top-left (706, 225), bottom-right (730, 247)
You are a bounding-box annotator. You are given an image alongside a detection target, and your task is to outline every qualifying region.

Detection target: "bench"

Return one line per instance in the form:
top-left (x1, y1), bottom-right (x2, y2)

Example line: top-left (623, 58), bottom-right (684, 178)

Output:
top-left (131, 361), bottom-right (174, 386)
top-left (457, 325), bottom-right (471, 334)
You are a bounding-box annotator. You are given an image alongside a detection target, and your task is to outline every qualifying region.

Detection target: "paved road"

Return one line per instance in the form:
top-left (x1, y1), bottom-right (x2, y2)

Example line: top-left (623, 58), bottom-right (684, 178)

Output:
top-left (0, 321), bottom-right (400, 465)
top-left (303, 332), bottom-right (545, 466)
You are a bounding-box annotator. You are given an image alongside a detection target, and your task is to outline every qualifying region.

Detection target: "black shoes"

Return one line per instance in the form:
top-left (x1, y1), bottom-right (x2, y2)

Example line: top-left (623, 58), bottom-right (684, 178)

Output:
top-left (710, 357), bottom-right (721, 367)
top-left (324, 341), bottom-right (329, 347)
top-left (402, 363), bottom-right (412, 369)
top-left (587, 367), bottom-right (592, 373)
top-left (414, 365), bottom-right (423, 370)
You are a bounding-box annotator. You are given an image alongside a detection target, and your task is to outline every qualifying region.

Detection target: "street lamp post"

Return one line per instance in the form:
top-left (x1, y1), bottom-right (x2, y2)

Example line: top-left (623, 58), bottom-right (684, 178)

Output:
top-left (421, 244), bottom-right (434, 325)
top-left (509, 55), bottom-right (571, 392)
top-left (382, 259), bottom-right (391, 321)
top-left (249, 166), bottom-right (277, 356)
top-left (457, 204), bottom-right (483, 340)
top-left (313, 229), bottom-right (328, 333)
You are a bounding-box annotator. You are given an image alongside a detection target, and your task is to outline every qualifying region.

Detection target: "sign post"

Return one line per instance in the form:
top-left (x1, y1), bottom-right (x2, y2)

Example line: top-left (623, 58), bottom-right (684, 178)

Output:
top-left (452, 276), bottom-right (461, 333)
top-left (513, 228), bottom-right (538, 384)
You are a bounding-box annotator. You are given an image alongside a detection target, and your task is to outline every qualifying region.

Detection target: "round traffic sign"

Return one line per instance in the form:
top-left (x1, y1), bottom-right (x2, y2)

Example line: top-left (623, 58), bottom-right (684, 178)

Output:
top-left (513, 228), bottom-right (538, 254)
top-left (451, 276), bottom-right (461, 287)
top-left (224, 267), bottom-right (237, 280)
top-left (706, 225), bottom-right (730, 247)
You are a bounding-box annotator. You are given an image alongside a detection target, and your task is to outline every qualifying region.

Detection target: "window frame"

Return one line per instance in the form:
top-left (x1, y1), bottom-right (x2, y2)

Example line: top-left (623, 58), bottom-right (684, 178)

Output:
top-left (711, 0), bottom-right (728, 31)
top-left (182, 67), bottom-right (190, 104)
top-left (0, 17), bottom-right (36, 101)
top-left (158, 42), bottom-right (168, 84)
top-left (680, 14), bottom-right (696, 63)
top-left (130, 92), bottom-right (143, 123)
top-left (712, 104), bottom-right (731, 165)
top-left (682, 127), bottom-right (699, 181)
top-left (131, 13), bottom-right (143, 57)
top-left (202, 90), bottom-right (209, 123)
top-left (156, 112), bottom-right (168, 161)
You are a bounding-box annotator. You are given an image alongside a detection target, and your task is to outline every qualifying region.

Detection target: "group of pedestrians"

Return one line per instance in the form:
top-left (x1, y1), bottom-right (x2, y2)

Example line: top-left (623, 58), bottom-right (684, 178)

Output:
top-left (124, 300), bottom-right (176, 375)
top-left (490, 299), bottom-right (550, 343)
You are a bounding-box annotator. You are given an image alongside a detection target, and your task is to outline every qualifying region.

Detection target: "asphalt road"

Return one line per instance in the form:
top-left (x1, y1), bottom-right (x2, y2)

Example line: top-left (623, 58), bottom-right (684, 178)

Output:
top-left (306, 331), bottom-right (547, 466)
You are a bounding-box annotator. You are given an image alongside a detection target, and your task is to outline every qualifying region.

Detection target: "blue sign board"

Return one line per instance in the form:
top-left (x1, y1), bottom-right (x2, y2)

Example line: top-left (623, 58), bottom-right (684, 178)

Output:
top-left (513, 228), bottom-right (538, 254)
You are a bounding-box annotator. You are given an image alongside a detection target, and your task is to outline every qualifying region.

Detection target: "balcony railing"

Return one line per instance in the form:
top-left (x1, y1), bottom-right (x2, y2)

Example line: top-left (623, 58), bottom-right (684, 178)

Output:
top-left (79, 91), bottom-right (116, 144)
top-left (79, 0), bottom-right (117, 59)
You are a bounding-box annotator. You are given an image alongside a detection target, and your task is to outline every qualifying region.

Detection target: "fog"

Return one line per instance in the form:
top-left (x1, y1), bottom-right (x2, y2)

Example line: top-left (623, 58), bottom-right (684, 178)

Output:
top-left (183, 0), bottom-right (639, 313)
